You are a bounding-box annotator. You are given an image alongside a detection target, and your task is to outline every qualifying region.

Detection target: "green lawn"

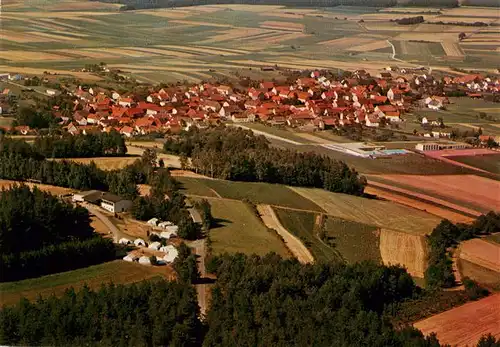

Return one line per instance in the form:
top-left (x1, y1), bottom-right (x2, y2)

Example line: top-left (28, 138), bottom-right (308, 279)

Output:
top-left (208, 199), bottom-right (290, 258)
top-left (274, 208), bottom-right (341, 263)
top-left (175, 177), bottom-right (324, 212)
top-left (0, 260), bottom-right (166, 307)
top-left (449, 154), bottom-right (500, 175)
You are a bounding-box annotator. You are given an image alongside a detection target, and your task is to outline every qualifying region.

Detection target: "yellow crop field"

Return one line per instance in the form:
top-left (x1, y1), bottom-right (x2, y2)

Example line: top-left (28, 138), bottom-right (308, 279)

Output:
top-left (197, 27), bottom-right (271, 44)
top-left (27, 31), bottom-right (79, 41)
top-left (125, 47), bottom-right (195, 58)
top-left (379, 229), bottom-right (428, 277)
top-left (319, 37), bottom-right (375, 49)
top-left (289, 187), bottom-right (440, 235)
top-left (0, 51), bottom-right (69, 62)
top-left (347, 40), bottom-right (390, 52)
top-left (260, 21), bottom-right (304, 31)
top-left (444, 7), bottom-right (500, 17)
top-left (141, 9), bottom-right (193, 19)
top-left (1, 30), bottom-right (51, 43)
top-left (396, 32), bottom-right (458, 42)
top-left (170, 19), bottom-right (233, 28)
top-left (441, 41), bottom-right (464, 57)
top-left (56, 49), bottom-right (116, 59)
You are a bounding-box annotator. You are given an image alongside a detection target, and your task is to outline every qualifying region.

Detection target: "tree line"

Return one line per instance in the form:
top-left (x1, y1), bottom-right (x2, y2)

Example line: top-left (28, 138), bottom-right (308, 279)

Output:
top-left (0, 280), bottom-right (202, 346)
top-left (164, 126), bottom-right (366, 196)
top-left (425, 212), bottom-right (500, 289)
top-left (104, 0), bottom-right (398, 11)
top-left (0, 185), bottom-right (118, 282)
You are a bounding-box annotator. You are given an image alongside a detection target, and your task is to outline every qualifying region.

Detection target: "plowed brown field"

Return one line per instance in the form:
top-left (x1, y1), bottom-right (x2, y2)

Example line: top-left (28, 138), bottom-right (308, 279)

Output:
top-left (414, 293), bottom-right (500, 347)
top-left (370, 175), bottom-right (500, 213)
top-left (460, 238), bottom-right (500, 272)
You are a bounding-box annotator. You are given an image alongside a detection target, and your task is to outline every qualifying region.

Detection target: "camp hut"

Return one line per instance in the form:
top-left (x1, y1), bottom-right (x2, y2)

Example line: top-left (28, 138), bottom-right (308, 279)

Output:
top-left (165, 225), bottom-right (179, 234)
top-left (138, 256), bottom-right (151, 265)
top-left (134, 238), bottom-right (147, 247)
top-left (147, 218), bottom-right (159, 226)
top-left (158, 221), bottom-right (174, 229)
top-left (123, 253), bottom-right (139, 262)
top-left (119, 238), bottom-right (131, 245)
top-left (163, 245), bottom-right (179, 263)
top-left (160, 231), bottom-right (177, 239)
top-left (148, 241), bottom-right (161, 250)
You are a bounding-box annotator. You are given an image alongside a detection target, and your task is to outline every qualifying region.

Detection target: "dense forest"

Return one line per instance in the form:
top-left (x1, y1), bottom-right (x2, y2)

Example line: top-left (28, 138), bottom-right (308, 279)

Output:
top-left (0, 185), bottom-right (117, 281)
top-left (2, 252), bottom-right (500, 346)
top-left (0, 281), bottom-right (203, 346)
top-left (33, 132), bottom-right (127, 158)
top-left (425, 212), bottom-right (500, 289)
top-left (1, 132), bottom-right (127, 159)
top-left (164, 126), bottom-right (366, 196)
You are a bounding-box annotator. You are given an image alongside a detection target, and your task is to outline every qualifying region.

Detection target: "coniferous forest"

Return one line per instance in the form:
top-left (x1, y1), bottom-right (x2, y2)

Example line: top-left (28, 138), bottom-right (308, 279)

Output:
top-left (163, 126), bottom-right (366, 196)
top-left (0, 185), bottom-right (117, 282)
top-left (2, 253), bottom-right (499, 346)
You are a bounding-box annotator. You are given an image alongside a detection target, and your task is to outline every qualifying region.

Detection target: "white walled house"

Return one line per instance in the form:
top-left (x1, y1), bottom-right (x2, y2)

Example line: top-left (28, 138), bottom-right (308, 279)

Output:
top-left (100, 193), bottom-right (133, 213)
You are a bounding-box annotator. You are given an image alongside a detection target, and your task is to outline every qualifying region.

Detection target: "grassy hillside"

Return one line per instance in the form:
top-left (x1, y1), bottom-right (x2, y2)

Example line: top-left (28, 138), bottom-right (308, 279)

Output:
top-left (176, 176), bottom-right (324, 212)
top-left (0, 260), bottom-right (169, 306)
top-left (274, 208), bottom-right (381, 264)
top-left (207, 199), bottom-right (290, 257)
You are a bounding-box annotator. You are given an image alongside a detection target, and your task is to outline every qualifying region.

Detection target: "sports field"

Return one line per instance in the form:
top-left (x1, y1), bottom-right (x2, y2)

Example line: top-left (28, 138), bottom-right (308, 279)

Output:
top-left (1, 1), bottom-right (498, 82)
top-left (0, 260), bottom-right (171, 307)
top-left (207, 198), bottom-right (290, 257)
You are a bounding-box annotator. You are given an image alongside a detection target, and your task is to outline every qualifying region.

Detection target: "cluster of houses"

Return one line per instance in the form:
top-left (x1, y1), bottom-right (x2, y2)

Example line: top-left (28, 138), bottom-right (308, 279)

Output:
top-left (2, 69), bottom-right (499, 135)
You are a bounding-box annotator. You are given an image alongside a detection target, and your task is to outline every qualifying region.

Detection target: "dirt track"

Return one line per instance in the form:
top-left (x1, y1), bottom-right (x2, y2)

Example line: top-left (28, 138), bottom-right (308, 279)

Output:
top-left (414, 293), bottom-right (500, 347)
top-left (257, 204), bottom-right (314, 264)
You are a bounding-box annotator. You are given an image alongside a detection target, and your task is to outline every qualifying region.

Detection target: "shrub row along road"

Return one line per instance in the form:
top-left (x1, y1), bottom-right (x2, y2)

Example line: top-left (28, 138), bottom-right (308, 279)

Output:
top-left (257, 204), bottom-right (314, 264)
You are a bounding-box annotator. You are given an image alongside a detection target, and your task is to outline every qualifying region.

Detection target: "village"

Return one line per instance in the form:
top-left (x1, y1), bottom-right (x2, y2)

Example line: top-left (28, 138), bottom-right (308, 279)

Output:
top-left (1, 68), bottom-right (499, 147)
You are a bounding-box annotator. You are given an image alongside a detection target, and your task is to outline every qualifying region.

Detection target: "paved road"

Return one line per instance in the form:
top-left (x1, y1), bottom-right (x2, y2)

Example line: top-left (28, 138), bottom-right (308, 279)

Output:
top-left (189, 239), bottom-right (209, 318)
top-left (83, 203), bottom-right (123, 243)
top-left (257, 204), bottom-right (314, 264)
top-left (230, 124), bottom-right (304, 145)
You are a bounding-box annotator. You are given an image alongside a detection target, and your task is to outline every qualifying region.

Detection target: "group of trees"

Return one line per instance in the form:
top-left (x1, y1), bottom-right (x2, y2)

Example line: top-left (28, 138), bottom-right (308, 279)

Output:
top-left (164, 127), bottom-right (366, 196)
top-left (173, 243), bottom-right (200, 284)
top-left (425, 212), bottom-right (500, 289)
top-left (0, 185), bottom-right (117, 281)
top-left (393, 15), bottom-right (425, 25)
top-left (33, 132), bottom-right (127, 158)
top-left (1, 132), bottom-right (127, 159)
top-left (0, 281), bottom-right (203, 346)
top-left (14, 107), bottom-right (56, 129)
top-left (204, 254), bottom-right (437, 346)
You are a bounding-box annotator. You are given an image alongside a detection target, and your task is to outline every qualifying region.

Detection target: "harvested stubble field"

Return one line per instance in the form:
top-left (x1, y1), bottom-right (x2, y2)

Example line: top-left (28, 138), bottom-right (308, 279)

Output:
top-left (0, 179), bottom-right (74, 195)
top-left (207, 198), bottom-right (290, 258)
top-left (289, 187), bottom-right (440, 235)
top-left (448, 154), bottom-right (500, 175)
top-left (369, 174), bottom-right (500, 214)
top-left (54, 157), bottom-right (140, 170)
top-left (2, 3), bottom-right (496, 80)
top-left (414, 293), bottom-right (500, 347)
top-left (458, 259), bottom-right (500, 289)
top-left (459, 238), bottom-right (500, 273)
top-left (0, 260), bottom-right (173, 307)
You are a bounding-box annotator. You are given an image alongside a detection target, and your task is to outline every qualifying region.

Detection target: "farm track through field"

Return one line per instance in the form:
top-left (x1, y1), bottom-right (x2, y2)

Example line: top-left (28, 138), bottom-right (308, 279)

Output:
top-left (257, 204), bottom-right (314, 264)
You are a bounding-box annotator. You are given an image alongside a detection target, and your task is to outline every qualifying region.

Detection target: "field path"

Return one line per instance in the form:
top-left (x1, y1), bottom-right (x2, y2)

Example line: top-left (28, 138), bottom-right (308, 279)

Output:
top-left (83, 203), bottom-right (123, 243)
top-left (257, 204), bottom-right (314, 264)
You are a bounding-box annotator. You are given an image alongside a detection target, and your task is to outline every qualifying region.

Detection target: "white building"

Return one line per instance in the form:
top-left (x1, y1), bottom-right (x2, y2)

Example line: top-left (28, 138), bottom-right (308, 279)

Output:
top-left (100, 193), bottom-right (133, 213)
top-left (46, 89), bottom-right (57, 96)
top-left (119, 238), bottom-right (131, 245)
top-left (148, 241), bottom-right (161, 250)
top-left (158, 221), bottom-right (173, 229)
top-left (134, 238), bottom-right (147, 247)
top-left (162, 245), bottom-right (179, 263)
top-left (160, 231), bottom-right (177, 239)
top-left (147, 218), bottom-right (159, 226)
top-left (138, 256), bottom-right (151, 265)
top-left (123, 254), bottom-right (139, 262)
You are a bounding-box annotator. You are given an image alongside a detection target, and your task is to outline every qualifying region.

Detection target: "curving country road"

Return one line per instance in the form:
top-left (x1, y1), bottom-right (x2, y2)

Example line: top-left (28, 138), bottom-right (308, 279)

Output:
top-left (83, 202), bottom-right (123, 243)
top-left (257, 204), bottom-right (314, 264)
